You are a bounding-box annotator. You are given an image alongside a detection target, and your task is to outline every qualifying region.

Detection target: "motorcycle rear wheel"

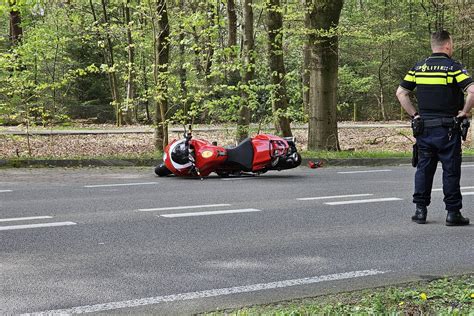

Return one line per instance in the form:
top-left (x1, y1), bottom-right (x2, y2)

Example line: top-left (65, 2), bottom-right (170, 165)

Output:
top-left (155, 164), bottom-right (172, 177)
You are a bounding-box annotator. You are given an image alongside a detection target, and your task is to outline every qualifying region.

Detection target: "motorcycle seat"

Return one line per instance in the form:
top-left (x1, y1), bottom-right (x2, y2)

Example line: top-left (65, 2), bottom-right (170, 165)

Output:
top-left (226, 138), bottom-right (254, 172)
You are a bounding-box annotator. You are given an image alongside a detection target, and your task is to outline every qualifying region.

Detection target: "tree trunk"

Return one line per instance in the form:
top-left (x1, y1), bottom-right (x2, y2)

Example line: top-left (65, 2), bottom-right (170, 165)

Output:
top-left (266, 0), bottom-right (292, 137)
top-left (178, 0), bottom-right (188, 120)
top-left (237, 0), bottom-right (255, 142)
top-left (100, 0), bottom-right (123, 126)
top-left (153, 0), bottom-right (170, 151)
top-left (9, 2), bottom-right (22, 46)
top-left (307, 0), bottom-right (343, 151)
top-left (302, 0), bottom-right (310, 115)
top-left (227, 0), bottom-right (240, 86)
top-left (124, 0), bottom-right (136, 124)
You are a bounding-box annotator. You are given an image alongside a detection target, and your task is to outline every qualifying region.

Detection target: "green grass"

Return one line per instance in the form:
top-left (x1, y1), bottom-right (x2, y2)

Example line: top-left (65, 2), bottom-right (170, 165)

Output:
top-left (204, 275), bottom-right (473, 315)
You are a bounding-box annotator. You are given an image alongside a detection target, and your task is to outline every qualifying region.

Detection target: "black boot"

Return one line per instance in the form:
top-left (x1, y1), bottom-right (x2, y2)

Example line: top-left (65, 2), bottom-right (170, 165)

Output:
top-left (412, 206), bottom-right (427, 224)
top-left (446, 212), bottom-right (470, 226)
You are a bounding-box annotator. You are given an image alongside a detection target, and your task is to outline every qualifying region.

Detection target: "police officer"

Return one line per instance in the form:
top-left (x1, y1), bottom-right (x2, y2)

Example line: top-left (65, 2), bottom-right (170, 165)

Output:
top-left (396, 30), bottom-right (474, 226)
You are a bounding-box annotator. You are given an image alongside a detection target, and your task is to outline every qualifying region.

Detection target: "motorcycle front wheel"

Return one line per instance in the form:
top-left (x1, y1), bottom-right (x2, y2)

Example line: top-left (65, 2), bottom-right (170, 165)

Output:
top-left (155, 163), bottom-right (172, 177)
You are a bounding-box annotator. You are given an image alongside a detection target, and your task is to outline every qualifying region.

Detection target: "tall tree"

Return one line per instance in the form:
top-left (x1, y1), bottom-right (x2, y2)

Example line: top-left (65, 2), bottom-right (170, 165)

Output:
top-left (153, 0), bottom-right (170, 150)
top-left (124, 0), bottom-right (136, 124)
top-left (9, 0), bottom-right (22, 46)
top-left (237, 0), bottom-right (255, 142)
top-left (266, 0), bottom-right (292, 137)
top-left (226, 0), bottom-right (240, 86)
top-left (306, 0), bottom-right (343, 150)
top-left (100, 0), bottom-right (123, 126)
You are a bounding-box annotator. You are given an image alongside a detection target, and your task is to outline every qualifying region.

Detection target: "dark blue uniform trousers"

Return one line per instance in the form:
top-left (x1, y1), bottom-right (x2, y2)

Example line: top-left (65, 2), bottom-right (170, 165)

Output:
top-left (414, 126), bottom-right (462, 212)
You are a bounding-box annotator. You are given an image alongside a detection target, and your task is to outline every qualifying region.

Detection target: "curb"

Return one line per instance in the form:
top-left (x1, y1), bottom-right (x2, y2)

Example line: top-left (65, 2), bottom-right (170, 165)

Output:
top-left (2, 156), bottom-right (474, 169)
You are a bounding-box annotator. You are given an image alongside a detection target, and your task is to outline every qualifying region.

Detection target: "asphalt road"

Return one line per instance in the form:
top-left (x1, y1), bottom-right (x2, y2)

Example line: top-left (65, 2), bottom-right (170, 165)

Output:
top-left (1, 164), bottom-right (473, 314)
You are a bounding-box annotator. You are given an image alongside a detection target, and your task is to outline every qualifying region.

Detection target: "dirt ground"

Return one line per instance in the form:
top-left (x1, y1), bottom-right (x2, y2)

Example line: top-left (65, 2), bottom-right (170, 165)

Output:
top-left (0, 122), bottom-right (470, 159)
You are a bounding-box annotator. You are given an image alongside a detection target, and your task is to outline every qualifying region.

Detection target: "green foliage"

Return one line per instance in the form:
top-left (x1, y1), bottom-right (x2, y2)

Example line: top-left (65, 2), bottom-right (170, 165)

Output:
top-left (0, 0), bottom-right (472, 127)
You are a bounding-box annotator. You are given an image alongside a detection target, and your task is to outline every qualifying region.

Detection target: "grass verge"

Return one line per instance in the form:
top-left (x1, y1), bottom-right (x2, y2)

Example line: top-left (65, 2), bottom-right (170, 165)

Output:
top-left (204, 275), bottom-right (473, 315)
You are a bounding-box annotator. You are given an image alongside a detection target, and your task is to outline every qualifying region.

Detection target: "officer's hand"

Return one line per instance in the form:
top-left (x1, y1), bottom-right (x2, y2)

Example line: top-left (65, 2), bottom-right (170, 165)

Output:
top-left (457, 110), bottom-right (468, 118)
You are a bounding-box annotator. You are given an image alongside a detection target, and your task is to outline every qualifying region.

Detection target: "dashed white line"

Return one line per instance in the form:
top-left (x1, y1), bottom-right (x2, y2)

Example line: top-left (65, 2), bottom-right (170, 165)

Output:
top-left (29, 269), bottom-right (387, 315)
top-left (0, 216), bottom-right (53, 223)
top-left (337, 169), bottom-right (392, 174)
top-left (0, 190), bottom-right (13, 193)
top-left (160, 208), bottom-right (261, 218)
top-left (221, 177), bottom-right (256, 181)
top-left (297, 194), bottom-right (373, 201)
top-left (137, 204), bottom-right (231, 212)
top-left (84, 182), bottom-right (159, 188)
top-left (433, 186), bottom-right (474, 192)
top-left (437, 164), bottom-right (474, 169)
top-left (325, 197), bottom-right (402, 206)
top-left (461, 192), bottom-right (474, 196)
top-left (0, 222), bottom-right (77, 231)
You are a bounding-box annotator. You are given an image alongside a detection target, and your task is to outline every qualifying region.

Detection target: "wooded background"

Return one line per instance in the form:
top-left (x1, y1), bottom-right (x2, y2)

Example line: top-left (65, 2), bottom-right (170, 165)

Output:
top-left (1, 0), bottom-right (472, 150)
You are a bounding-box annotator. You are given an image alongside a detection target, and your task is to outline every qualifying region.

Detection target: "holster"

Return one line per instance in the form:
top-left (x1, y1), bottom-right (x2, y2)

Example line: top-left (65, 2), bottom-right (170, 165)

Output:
top-left (460, 117), bottom-right (470, 141)
top-left (411, 117), bottom-right (424, 137)
top-left (412, 143), bottom-right (418, 168)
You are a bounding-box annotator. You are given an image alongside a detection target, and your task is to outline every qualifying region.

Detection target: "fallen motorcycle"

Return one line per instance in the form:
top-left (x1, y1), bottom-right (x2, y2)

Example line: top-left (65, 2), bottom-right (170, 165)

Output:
top-left (155, 126), bottom-right (301, 178)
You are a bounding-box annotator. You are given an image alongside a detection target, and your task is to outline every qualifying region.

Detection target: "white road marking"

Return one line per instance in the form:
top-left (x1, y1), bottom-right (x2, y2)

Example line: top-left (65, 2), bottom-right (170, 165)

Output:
top-left (221, 177), bottom-right (255, 181)
top-left (160, 208), bottom-right (261, 218)
top-left (325, 197), bottom-right (402, 206)
top-left (433, 186), bottom-right (474, 192)
top-left (0, 190), bottom-right (13, 193)
top-left (137, 204), bottom-right (231, 212)
top-left (461, 192), bottom-right (474, 196)
top-left (0, 216), bottom-right (53, 223)
top-left (84, 182), bottom-right (159, 188)
top-left (29, 269), bottom-right (387, 315)
top-left (0, 222), bottom-right (77, 231)
top-left (437, 165), bottom-right (474, 169)
top-left (297, 194), bottom-right (373, 201)
top-left (337, 169), bottom-right (392, 174)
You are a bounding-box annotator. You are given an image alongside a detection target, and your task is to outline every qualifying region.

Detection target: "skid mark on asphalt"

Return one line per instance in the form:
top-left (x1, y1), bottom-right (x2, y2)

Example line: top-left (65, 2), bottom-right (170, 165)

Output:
top-left (28, 269), bottom-right (388, 315)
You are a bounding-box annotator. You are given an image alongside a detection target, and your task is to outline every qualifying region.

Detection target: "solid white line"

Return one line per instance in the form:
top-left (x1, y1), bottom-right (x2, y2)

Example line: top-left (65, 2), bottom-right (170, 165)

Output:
top-left (325, 197), bottom-right (402, 206)
top-left (0, 222), bottom-right (77, 231)
top-left (29, 269), bottom-right (387, 315)
top-left (337, 169), bottom-right (392, 174)
top-left (297, 194), bottom-right (373, 201)
top-left (137, 204), bottom-right (231, 212)
top-left (160, 208), bottom-right (261, 218)
top-left (0, 216), bottom-right (53, 223)
top-left (0, 190), bottom-right (13, 193)
top-left (461, 192), bottom-right (474, 196)
top-left (84, 182), bottom-right (158, 188)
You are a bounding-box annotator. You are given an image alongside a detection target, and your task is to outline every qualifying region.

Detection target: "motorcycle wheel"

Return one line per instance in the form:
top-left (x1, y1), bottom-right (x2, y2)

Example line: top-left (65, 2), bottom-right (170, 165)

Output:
top-left (155, 163), bottom-right (172, 177)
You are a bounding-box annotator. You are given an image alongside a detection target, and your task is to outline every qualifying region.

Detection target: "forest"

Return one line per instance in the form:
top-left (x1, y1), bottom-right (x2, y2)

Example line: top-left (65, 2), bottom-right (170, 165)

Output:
top-left (0, 0), bottom-right (472, 150)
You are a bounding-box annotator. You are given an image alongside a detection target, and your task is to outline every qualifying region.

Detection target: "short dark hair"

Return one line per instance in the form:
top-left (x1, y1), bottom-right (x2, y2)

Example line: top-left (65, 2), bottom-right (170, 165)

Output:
top-left (431, 30), bottom-right (451, 46)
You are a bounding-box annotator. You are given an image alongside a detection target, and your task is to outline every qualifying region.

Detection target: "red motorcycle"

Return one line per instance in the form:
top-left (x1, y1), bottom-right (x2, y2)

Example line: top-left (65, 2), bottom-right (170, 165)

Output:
top-left (155, 126), bottom-right (301, 178)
